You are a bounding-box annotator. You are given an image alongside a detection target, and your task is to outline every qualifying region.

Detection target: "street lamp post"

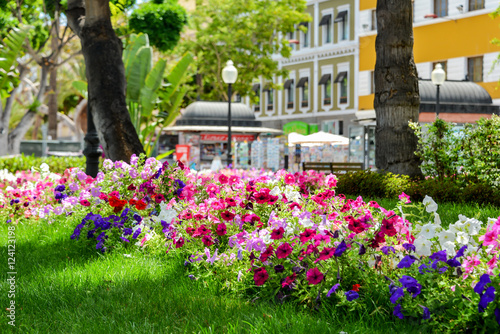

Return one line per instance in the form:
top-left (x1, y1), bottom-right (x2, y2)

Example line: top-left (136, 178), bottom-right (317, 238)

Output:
top-left (431, 63), bottom-right (446, 118)
top-left (222, 60), bottom-right (238, 167)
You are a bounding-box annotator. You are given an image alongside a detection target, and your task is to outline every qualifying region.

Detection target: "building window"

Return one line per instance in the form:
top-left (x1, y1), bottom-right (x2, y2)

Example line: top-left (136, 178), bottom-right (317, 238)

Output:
top-left (267, 88), bottom-right (274, 111)
top-left (432, 61), bottom-right (447, 75)
top-left (319, 73), bottom-right (332, 105)
top-left (469, 0), bottom-right (484, 11)
top-left (434, 0), bottom-right (448, 17)
top-left (334, 10), bottom-right (348, 41)
top-left (284, 79), bottom-right (294, 109)
top-left (251, 83), bottom-right (260, 112)
top-left (468, 56), bottom-right (483, 82)
top-left (298, 22), bottom-right (309, 48)
top-left (371, 9), bottom-right (377, 31)
top-left (297, 77), bottom-right (309, 108)
top-left (334, 71), bottom-right (348, 104)
top-left (234, 94), bottom-right (241, 103)
top-left (319, 14), bottom-right (332, 44)
top-left (288, 31), bottom-right (296, 50)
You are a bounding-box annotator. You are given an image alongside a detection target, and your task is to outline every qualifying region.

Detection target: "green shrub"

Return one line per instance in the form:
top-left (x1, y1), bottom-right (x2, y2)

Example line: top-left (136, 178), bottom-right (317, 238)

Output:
top-left (0, 154), bottom-right (88, 174)
top-left (336, 170), bottom-right (500, 206)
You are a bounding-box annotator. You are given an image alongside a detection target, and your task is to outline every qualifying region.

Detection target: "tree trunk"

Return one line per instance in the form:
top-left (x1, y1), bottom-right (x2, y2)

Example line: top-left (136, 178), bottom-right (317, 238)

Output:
top-left (48, 37), bottom-right (58, 139)
top-left (66, 0), bottom-right (144, 162)
top-left (374, 0), bottom-right (422, 177)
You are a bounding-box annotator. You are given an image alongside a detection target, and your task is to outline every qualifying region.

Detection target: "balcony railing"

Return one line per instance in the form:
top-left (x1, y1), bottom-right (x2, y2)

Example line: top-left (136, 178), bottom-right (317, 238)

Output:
top-left (301, 101), bottom-right (309, 108)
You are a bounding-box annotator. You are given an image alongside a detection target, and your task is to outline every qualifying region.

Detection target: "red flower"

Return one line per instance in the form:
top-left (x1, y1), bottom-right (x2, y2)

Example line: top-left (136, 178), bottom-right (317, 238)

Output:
top-left (185, 227), bottom-right (196, 236)
top-left (221, 210), bottom-right (235, 221)
top-left (270, 227), bottom-right (285, 240)
top-left (215, 223), bottom-right (227, 236)
top-left (254, 191), bottom-right (270, 204)
top-left (201, 235), bottom-right (213, 247)
top-left (225, 197), bottom-right (237, 207)
top-left (275, 242), bottom-right (293, 259)
top-left (289, 202), bottom-right (301, 210)
top-left (127, 184), bottom-right (136, 191)
top-left (193, 225), bottom-right (211, 237)
top-left (282, 273), bottom-right (297, 288)
top-left (108, 195), bottom-right (122, 207)
top-left (155, 194), bottom-right (165, 203)
top-left (352, 284), bottom-right (361, 292)
top-left (253, 267), bottom-right (269, 286)
top-left (194, 214), bottom-right (204, 221)
top-left (299, 229), bottom-right (317, 244)
top-left (135, 200), bottom-right (147, 211)
top-left (259, 245), bottom-right (274, 262)
top-left (175, 237), bottom-right (184, 248)
top-left (340, 203), bottom-right (351, 212)
top-left (80, 199), bottom-right (91, 207)
top-left (306, 267), bottom-right (324, 285)
top-left (380, 218), bottom-right (397, 237)
top-left (129, 198), bottom-right (137, 206)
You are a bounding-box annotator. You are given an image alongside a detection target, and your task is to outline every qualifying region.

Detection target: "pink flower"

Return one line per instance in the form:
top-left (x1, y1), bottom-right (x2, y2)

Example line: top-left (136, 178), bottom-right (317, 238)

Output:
top-left (80, 199), bottom-right (91, 207)
top-left (317, 247), bottom-right (335, 261)
top-left (299, 229), bottom-right (316, 244)
top-left (216, 223), bottom-right (227, 236)
top-left (270, 227), bottom-right (285, 240)
top-left (218, 174), bottom-right (228, 184)
top-left (175, 237), bottom-right (184, 248)
top-left (398, 192), bottom-right (411, 204)
top-left (253, 267), bottom-right (269, 286)
top-left (306, 267), bottom-right (324, 285)
top-left (284, 173), bottom-right (295, 185)
top-left (202, 235), bottom-right (214, 247)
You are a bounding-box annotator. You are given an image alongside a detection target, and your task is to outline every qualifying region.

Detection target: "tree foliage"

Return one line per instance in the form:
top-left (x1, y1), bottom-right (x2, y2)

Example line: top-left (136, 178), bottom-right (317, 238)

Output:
top-left (180, 0), bottom-right (309, 102)
top-left (129, 0), bottom-right (187, 52)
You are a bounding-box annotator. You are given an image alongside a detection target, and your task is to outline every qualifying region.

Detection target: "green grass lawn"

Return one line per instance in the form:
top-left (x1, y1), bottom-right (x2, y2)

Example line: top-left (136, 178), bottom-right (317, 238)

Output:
top-left (1, 199), bottom-right (498, 333)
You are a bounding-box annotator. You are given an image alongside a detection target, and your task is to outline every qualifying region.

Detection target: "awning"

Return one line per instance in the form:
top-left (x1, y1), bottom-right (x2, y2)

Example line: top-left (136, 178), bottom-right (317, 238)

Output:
top-left (334, 11), bottom-right (347, 23)
top-left (297, 22), bottom-right (308, 30)
top-left (319, 74), bottom-right (331, 85)
top-left (319, 14), bottom-right (332, 26)
top-left (296, 77), bottom-right (308, 88)
top-left (334, 71), bottom-right (347, 83)
top-left (283, 79), bottom-right (294, 89)
top-left (251, 83), bottom-right (260, 92)
top-left (163, 125), bottom-right (283, 134)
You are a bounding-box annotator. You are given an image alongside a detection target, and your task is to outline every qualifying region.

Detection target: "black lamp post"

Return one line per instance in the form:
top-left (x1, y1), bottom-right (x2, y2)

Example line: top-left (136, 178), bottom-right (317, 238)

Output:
top-left (222, 60), bottom-right (238, 167)
top-left (431, 63), bottom-right (446, 118)
top-left (83, 104), bottom-right (102, 177)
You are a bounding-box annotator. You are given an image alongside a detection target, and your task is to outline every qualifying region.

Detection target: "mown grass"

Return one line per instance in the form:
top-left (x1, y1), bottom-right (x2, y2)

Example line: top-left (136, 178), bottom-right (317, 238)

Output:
top-left (0, 199), bottom-right (498, 333)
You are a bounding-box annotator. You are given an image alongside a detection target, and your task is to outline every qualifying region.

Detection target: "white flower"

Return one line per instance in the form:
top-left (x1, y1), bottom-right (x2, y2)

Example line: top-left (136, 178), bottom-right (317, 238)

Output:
top-left (422, 195), bottom-right (438, 213)
top-left (448, 222), bottom-right (465, 234)
top-left (300, 217), bottom-right (314, 228)
top-left (40, 163), bottom-right (50, 173)
top-left (464, 218), bottom-right (482, 236)
top-left (418, 223), bottom-right (437, 239)
top-left (414, 236), bottom-right (432, 256)
top-left (458, 214), bottom-right (468, 223)
top-left (437, 230), bottom-right (456, 246)
top-left (434, 213), bottom-right (441, 226)
top-left (456, 231), bottom-right (470, 245)
top-left (441, 241), bottom-right (456, 255)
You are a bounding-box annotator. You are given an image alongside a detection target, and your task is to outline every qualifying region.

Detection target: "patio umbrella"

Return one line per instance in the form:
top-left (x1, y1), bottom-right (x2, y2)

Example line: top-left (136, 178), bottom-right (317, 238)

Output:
top-left (299, 131), bottom-right (349, 145)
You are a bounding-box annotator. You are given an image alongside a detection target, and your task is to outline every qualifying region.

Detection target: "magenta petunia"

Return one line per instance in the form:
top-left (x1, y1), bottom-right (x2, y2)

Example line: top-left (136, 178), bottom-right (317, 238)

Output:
top-left (270, 227), bottom-right (285, 240)
top-left (215, 223), bottom-right (227, 236)
top-left (275, 242), bottom-right (293, 259)
top-left (221, 210), bottom-right (235, 221)
top-left (317, 247), bottom-right (335, 261)
top-left (253, 267), bottom-right (269, 286)
top-left (306, 267), bottom-right (324, 285)
top-left (299, 229), bottom-right (317, 244)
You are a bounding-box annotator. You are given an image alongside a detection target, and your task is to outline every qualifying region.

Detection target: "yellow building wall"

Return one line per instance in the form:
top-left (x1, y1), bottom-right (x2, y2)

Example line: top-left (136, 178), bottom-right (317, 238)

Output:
top-left (360, 0), bottom-right (376, 11)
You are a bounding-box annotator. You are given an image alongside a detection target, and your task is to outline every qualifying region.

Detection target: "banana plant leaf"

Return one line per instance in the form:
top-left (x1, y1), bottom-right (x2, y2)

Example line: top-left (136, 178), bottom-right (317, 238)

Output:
top-left (0, 25), bottom-right (31, 98)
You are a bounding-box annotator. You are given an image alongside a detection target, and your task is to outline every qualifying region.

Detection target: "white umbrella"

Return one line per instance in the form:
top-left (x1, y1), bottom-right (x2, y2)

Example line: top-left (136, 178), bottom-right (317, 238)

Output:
top-left (299, 131), bottom-right (349, 145)
top-left (288, 132), bottom-right (307, 145)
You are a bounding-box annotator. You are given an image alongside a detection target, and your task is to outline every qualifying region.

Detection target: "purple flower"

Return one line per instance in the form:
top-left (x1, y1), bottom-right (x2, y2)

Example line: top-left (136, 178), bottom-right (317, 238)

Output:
top-left (345, 290), bottom-right (359, 301)
top-left (381, 246), bottom-right (395, 255)
top-left (495, 308), bottom-right (500, 325)
top-left (397, 255), bottom-right (416, 269)
top-left (274, 265), bottom-right (285, 273)
top-left (407, 283), bottom-right (422, 298)
top-left (446, 257), bottom-right (461, 268)
top-left (358, 243), bottom-right (366, 255)
top-left (327, 283), bottom-right (340, 297)
top-left (55, 184), bottom-right (66, 192)
top-left (393, 304), bottom-right (404, 319)
top-left (456, 245), bottom-right (468, 258)
top-left (402, 243), bottom-right (416, 252)
top-left (123, 228), bottom-right (133, 236)
top-left (334, 240), bottom-right (347, 257)
top-left (120, 237), bottom-right (130, 243)
top-left (474, 274), bottom-right (491, 295)
top-left (132, 228), bottom-right (142, 239)
top-left (429, 250), bottom-right (447, 263)
top-left (390, 287), bottom-right (404, 304)
top-left (478, 286), bottom-right (496, 312)
top-left (399, 275), bottom-right (418, 289)
top-left (421, 306), bottom-right (431, 320)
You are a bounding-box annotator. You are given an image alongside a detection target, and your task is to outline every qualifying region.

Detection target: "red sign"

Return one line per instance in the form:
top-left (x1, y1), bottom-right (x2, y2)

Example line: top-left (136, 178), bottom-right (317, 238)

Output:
top-left (175, 145), bottom-right (190, 165)
top-left (200, 133), bottom-right (255, 142)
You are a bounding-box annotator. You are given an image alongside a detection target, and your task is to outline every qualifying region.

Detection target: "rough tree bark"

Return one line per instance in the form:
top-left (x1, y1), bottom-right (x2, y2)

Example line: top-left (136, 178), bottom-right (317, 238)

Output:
top-left (374, 0), bottom-right (422, 177)
top-left (66, 0), bottom-right (144, 161)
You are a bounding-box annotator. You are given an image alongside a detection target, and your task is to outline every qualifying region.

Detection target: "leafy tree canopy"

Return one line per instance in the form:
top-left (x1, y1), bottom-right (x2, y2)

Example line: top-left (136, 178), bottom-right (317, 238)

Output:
top-left (179, 0), bottom-right (310, 103)
top-left (129, 0), bottom-right (188, 52)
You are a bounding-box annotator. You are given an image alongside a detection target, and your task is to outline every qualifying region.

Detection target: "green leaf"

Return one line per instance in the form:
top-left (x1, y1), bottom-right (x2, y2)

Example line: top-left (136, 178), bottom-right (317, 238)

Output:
top-left (126, 45), bottom-right (152, 102)
top-left (140, 59), bottom-right (167, 116)
top-left (156, 149), bottom-right (175, 160)
top-left (0, 25), bottom-right (31, 95)
top-left (71, 80), bottom-right (88, 99)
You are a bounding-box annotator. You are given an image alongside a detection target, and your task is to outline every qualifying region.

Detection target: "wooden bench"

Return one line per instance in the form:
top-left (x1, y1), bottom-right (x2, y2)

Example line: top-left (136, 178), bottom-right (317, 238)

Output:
top-left (302, 162), bottom-right (364, 174)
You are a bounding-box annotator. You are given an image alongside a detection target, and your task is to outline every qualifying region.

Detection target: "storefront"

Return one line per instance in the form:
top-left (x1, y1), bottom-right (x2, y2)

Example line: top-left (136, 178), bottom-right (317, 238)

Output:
top-left (161, 101), bottom-right (282, 169)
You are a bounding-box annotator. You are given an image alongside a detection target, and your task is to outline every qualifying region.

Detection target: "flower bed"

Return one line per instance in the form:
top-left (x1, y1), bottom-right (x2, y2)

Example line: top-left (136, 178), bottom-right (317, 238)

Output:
top-left (2, 156), bottom-right (500, 331)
